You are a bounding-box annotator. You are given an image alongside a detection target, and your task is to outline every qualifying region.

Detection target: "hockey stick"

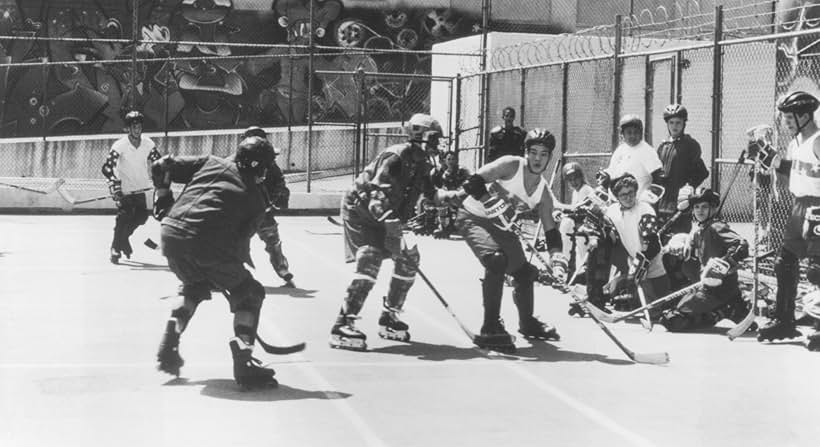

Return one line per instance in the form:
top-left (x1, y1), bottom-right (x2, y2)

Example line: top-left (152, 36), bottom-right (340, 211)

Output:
top-left (0, 177), bottom-right (64, 195)
top-left (73, 187), bottom-right (154, 205)
top-left (566, 254), bottom-right (670, 365)
top-left (327, 215), bottom-right (343, 227)
top-left (255, 335), bottom-right (306, 355)
top-left (635, 286), bottom-right (654, 331)
top-left (417, 266), bottom-right (479, 343)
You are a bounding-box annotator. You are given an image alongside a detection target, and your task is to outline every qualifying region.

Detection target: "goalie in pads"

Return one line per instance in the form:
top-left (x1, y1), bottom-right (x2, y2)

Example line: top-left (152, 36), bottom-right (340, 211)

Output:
top-left (660, 187), bottom-right (750, 331)
top-left (453, 128), bottom-right (566, 351)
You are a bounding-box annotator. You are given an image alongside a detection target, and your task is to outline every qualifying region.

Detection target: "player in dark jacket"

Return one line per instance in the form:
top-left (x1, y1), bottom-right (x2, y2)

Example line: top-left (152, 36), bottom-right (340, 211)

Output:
top-left (486, 107), bottom-right (526, 163)
top-left (152, 136), bottom-right (280, 389)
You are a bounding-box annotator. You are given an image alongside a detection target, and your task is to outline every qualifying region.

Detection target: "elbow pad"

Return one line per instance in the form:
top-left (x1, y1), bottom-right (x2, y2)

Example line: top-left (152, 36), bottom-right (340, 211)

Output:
top-left (543, 228), bottom-right (563, 253)
top-left (462, 174), bottom-right (489, 200)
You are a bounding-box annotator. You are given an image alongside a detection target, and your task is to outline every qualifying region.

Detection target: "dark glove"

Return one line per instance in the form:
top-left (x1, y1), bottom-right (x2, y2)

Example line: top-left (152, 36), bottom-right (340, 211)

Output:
top-left (153, 188), bottom-right (174, 220)
top-left (108, 179), bottom-right (123, 201)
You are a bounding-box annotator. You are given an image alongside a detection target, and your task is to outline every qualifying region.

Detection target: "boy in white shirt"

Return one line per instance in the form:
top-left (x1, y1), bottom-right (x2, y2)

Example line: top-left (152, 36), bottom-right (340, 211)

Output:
top-left (559, 162), bottom-right (595, 273)
top-left (596, 115), bottom-right (664, 198)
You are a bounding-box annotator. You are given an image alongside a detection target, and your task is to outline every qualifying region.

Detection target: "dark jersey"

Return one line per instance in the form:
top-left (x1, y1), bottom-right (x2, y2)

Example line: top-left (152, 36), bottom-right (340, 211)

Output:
top-left (656, 134), bottom-right (709, 214)
top-left (347, 142), bottom-right (436, 222)
top-left (487, 125), bottom-right (526, 163)
top-left (262, 162), bottom-right (290, 209)
top-left (689, 218), bottom-right (749, 269)
top-left (156, 155), bottom-right (268, 258)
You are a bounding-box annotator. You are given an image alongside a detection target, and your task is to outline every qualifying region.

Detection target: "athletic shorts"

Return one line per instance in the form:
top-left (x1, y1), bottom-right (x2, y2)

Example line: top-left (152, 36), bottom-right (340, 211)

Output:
top-left (161, 224), bottom-right (251, 306)
top-left (455, 209), bottom-right (526, 274)
top-left (341, 200), bottom-right (386, 263)
top-left (784, 196), bottom-right (820, 257)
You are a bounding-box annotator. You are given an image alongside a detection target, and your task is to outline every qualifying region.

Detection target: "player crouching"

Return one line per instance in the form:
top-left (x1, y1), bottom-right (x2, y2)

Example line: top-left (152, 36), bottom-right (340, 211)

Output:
top-left (453, 128), bottom-right (567, 352)
top-left (660, 188), bottom-right (751, 332)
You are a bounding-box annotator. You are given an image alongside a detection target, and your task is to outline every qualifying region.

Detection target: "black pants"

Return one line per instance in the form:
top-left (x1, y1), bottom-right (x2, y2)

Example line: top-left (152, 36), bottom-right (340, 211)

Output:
top-left (111, 193), bottom-right (149, 254)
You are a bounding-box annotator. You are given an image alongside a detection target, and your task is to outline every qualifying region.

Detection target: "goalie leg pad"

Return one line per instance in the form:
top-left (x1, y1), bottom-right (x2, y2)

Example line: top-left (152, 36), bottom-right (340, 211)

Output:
top-left (774, 249), bottom-right (800, 321)
top-left (386, 246), bottom-right (419, 311)
top-left (355, 246), bottom-right (385, 279)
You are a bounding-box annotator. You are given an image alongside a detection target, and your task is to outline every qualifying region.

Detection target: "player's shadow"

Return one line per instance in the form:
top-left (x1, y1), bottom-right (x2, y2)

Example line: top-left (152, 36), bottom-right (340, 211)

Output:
top-left (515, 341), bottom-right (634, 365)
top-left (117, 259), bottom-right (170, 271)
top-left (163, 377), bottom-right (352, 402)
top-left (264, 286), bottom-right (318, 299)
top-left (368, 340), bottom-right (495, 361)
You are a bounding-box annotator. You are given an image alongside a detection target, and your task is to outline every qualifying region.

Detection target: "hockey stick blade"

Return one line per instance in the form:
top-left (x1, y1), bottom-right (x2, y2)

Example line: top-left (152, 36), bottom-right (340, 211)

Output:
top-left (0, 177), bottom-right (62, 195)
top-left (629, 350), bottom-right (671, 365)
top-left (256, 335), bottom-right (306, 355)
top-left (726, 310), bottom-right (756, 341)
top-left (327, 215), bottom-right (343, 227)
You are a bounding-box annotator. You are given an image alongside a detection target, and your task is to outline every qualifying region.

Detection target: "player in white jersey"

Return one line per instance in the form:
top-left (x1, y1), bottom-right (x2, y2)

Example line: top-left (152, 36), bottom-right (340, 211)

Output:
top-left (596, 115), bottom-right (664, 198)
top-left (756, 91), bottom-right (820, 347)
top-left (101, 111), bottom-right (162, 264)
top-left (454, 129), bottom-right (568, 352)
top-left (558, 162), bottom-right (595, 275)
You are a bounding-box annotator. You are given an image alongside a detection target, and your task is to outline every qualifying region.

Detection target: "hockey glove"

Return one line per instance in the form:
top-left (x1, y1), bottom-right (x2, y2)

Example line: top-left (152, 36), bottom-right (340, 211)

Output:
top-left (664, 232), bottom-right (691, 259)
top-left (384, 218), bottom-right (403, 257)
top-left (701, 257), bottom-right (730, 287)
top-left (676, 184), bottom-right (694, 211)
top-left (153, 188), bottom-right (174, 220)
top-left (108, 179), bottom-right (124, 201)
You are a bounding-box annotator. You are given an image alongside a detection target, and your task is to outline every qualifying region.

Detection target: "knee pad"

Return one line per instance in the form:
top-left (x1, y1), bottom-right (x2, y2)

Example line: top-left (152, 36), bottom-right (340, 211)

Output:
top-left (228, 277), bottom-right (266, 314)
top-left (355, 246), bottom-right (384, 280)
top-left (481, 250), bottom-right (508, 275)
top-left (511, 262), bottom-right (539, 284)
top-left (808, 257), bottom-right (820, 287)
top-left (394, 245), bottom-right (420, 277)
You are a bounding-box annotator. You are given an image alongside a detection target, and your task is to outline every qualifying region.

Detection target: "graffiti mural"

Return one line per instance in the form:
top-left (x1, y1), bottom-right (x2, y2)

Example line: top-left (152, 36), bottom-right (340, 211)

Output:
top-left (0, 0), bottom-right (479, 137)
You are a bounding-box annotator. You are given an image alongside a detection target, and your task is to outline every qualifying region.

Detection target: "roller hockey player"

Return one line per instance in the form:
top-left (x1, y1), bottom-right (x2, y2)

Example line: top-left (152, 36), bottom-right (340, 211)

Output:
top-left (330, 114), bottom-right (449, 351)
top-left (486, 106), bottom-right (526, 163)
top-left (454, 128), bottom-right (568, 352)
top-left (153, 136), bottom-right (278, 388)
top-left (597, 115), bottom-right (664, 199)
top-left (559, 162), bottom-right (596, 276)
top-left (588, 175), bottom-right (669, 314)
top-left (757, 91), bottom-right (820, 345)
top-left (429, 149), bottom-right (470, 238)
top-left (101, 110), bottom-right (162, 264)
top-left (659, 188), bottom-right (751, 332)
top-left (243, 126), bottom-right (295, 287)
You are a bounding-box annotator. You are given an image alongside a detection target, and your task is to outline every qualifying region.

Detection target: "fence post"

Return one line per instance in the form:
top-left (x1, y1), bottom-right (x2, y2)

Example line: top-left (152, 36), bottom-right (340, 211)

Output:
top-left (306, 0), bottom-right (315, 193)
top-left (612, 14), bottom-right (623, 149)
top-left (354, 68), bottom-right (365, 178)
top-left (675, 50), bottom-right (683, 104)
top-left (446, 77), bottom-right (454, 150)
top-left (560, 62), bottom-right (569, 202)
top-left (478, 0), bottom-right (491, 164)
top-left (644, 54), bottom-right (652, 142)
top-left (519, 67), bottom-right (526, 126)
top-left (711, 5), bottom-right (724, 192)
top-left (454, 74), bottom-right (462, 154)
top-left (130, 0), bottom-right (139, 111)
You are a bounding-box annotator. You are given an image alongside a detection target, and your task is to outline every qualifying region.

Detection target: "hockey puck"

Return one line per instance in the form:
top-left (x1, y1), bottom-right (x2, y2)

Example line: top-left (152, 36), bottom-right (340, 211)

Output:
top-left (144, 238), bottom-right (159, 250)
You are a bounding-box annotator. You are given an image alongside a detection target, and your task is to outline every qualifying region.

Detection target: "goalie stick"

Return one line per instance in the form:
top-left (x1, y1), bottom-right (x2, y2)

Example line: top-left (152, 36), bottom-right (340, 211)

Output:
top-left (255, 335), bottom-right (306, 355)
top-left (564, 256), bottom-right (670, 365)
top-left (327, 215), bottom-right (343, 227)
top-left (0, 177), bottom-right (64, 195)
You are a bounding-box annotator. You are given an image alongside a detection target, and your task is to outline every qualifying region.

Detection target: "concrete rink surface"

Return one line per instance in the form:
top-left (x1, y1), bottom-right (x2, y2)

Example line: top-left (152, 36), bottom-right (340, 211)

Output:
top-left (1, 215), bottom-right (819, 447)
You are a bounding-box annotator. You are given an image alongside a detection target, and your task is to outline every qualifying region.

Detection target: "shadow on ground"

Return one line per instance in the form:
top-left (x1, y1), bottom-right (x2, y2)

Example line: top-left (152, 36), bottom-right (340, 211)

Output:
top-left (369, 339), bottom-right (633, 365)
top-left (164, 377), bottom-right (352, 402)
top-left (264, 286), bottom-right (318, 298)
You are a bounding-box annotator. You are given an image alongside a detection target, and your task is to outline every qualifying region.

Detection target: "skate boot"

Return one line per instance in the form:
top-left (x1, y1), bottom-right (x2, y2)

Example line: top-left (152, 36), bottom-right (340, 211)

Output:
top-left (122, 239), bottom-right (133, 259)
top-left (757, 319), bottom-right (801, 342)
top-left (282, 273), bottom-right (295, 288)
top-left (474, 319), bottom-right (516, 353)
top-left (110, 247), bottom-right (121, 264)
top-left (378, 307), bottom-right (410, 342)
top-left (230, 338), bottom-right (277, 390)
top-left (807, 330), bottom-right (820, 351)
top-left (329, 313), bottom-right (367, 351)
top-left (568, 302), bottom-right (588, 317)
top-left (518, 315), bottom-right (560, 341)
top-left (157, 319), bottom-right (184, 377)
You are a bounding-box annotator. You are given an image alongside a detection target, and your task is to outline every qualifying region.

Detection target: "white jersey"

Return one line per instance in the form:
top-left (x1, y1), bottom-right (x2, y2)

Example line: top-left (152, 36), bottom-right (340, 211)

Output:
top-left (464, 158), bottom-right (548, 218)
top-left (571, 184), bottom-right (595, 205)
top-left (111, 135), bottom-right (156, 193)
top-left (788, 130), bottom-right (820, 198)
top-left (606, 140), bottom-right (662, 196)
top-left (605, 201), bottom-right (666, 279)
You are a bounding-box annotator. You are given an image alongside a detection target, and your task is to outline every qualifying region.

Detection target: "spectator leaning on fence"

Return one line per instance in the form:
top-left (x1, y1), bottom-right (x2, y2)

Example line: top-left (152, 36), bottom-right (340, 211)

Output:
top-left (101, 110), bottom-right (162, 264)
top-left (486, 106), bottom-right (526, 163)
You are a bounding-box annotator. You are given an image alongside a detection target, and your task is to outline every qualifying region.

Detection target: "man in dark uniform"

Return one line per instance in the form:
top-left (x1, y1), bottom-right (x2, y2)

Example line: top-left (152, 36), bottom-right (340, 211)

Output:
top-left (486, 106), bottom-right (526, 163)
top-left (152, 136), bottom-right (280, 389)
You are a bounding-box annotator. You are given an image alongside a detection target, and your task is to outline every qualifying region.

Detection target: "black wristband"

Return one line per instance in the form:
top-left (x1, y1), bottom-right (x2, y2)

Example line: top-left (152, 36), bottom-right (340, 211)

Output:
top-left (543, 228), bottom-right (563, 253)
top-left (463, 174), bottom-right (488, 200)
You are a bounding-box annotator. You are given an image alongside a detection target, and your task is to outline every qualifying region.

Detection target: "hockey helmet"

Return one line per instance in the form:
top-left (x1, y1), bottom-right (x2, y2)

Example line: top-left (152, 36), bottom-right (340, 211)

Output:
top-left (563, 162), bottom-right (583, 178)
top-left (243, 126), bottom-right (267, 140)
top-left (688, 187), bottom-right (720, 207)
top-left (777, 91), bottom-right (820, 115)
top-left (619, 114), bottom-right (643, 132)
top-left (406, 113), bottom-right (437, 142)
top-left (235, 136), bottom-right (275, 176)
top-left (663, 104), bottom-right (688, 122)
top-left (524, 128), bottom-right (556, 151)
top-left (124, 110), bottom-right (145, 125)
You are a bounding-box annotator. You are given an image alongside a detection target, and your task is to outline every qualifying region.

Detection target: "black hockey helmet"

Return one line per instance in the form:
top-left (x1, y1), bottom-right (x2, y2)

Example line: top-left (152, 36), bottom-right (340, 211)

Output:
top-left (243, 126), bottom-right (267, 140)
top-left (124, 110), bottom-right (144, 125)
top-left (777, 91), bottom-right (820, 115)
top-left (688, 187), bottom-right (720, 207)
top-left (524, 128), bottom-right (556, 151)
top-left (235, 136), bottom-right (275, 176)
top-left (663, 104), bottom-right (688, 122)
